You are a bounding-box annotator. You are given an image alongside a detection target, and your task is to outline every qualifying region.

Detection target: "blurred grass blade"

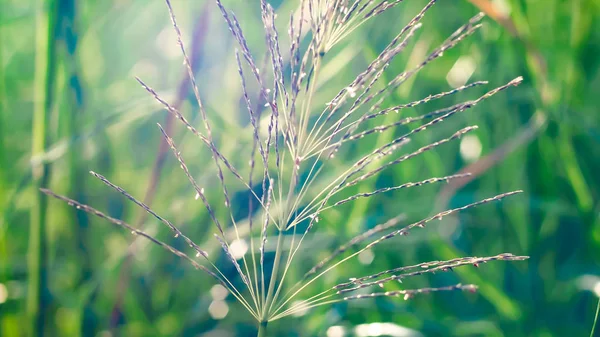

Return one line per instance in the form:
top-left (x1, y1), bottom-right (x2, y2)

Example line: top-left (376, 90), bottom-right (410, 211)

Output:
top-left (108, 2), bottom-right (211, 330)
top-left (27, 0), bottom-right (59, 335)
top-left (591, 297), bottom-right (600, 337)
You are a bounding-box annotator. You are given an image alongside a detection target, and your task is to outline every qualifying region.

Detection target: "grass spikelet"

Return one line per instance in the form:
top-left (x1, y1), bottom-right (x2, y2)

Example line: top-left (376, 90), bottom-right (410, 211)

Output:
top-left (43, 1), bottom-right (529, 335)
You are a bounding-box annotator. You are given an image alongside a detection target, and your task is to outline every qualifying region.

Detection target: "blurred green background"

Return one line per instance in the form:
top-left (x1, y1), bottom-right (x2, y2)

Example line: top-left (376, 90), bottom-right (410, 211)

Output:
top-left (1, 0), bottom-right (599, 336)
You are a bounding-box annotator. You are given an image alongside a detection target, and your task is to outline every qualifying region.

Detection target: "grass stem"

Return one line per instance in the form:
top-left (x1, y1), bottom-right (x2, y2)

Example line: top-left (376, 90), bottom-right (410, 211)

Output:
top-left (27, 0), bottom-right (59, 335)
top-left (257, 321), bottom-right (268, 337)
top-left (263, 230), bottom-right (285, 320)
top-left (591, 297), bottom-right (600, 337)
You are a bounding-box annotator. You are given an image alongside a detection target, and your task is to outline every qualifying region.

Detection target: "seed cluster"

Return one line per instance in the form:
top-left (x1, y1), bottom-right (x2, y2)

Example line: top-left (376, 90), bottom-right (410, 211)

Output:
top-left (43, 0), bottom-right (528, 326)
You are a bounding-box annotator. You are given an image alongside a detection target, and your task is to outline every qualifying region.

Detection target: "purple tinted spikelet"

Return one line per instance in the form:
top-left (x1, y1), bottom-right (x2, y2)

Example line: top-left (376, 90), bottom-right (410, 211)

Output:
top-left (43, 0), bottom-right (529, 330)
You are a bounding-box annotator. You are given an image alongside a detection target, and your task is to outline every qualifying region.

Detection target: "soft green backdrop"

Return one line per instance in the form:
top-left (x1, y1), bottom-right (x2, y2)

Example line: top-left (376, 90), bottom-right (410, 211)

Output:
top-left (1, 0), bottom-right (599, 336)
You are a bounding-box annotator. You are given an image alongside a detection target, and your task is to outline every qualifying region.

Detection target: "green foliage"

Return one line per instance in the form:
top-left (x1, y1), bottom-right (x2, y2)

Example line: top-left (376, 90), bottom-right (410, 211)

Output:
top-left (1, 0), bottom-right (599, 336)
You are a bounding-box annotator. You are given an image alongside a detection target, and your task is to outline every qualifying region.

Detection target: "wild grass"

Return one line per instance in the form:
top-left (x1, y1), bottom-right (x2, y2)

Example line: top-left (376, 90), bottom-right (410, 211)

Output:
top-left (42, 0), bottom-right (529, 335)
top-left (591, 298), bottom-right (600, 337)
top-left (28, 0), bottom-right (59, 335)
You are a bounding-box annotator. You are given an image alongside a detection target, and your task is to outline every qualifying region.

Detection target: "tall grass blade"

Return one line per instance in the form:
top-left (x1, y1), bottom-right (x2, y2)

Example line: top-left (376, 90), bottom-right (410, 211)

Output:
top-left (27, 0), bottom-right (59, 335)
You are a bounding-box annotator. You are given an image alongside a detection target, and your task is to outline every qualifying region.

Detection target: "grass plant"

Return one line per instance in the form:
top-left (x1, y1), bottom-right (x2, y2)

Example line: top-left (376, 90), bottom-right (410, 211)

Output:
top-left (42, 0), bottom-right (529, 335)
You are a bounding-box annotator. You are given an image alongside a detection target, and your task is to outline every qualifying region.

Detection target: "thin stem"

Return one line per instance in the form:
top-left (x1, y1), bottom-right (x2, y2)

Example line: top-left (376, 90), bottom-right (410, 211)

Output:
top-left (257, 321), bottom-right (268, 337)
top-left (271, 298), bottom-right (343, 322)
top-left (272, 289), bottom-right (335, 320)
top-left (28, 0), bottom-right (58, 335)
top-left (163, 5), bottom-right (262, 303)
top-left (591, 297), bottom-right (600, 337)
top-left (263, 230), bottom-right (285, 320)
top-left (268, 223), bottom-right (298, 317)
top-left (272, 191), bottom-right (522, 314)
top-left (298, 59), bottom-right (322, 155)
top-left (41, 189), bottom-right (260, 320)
